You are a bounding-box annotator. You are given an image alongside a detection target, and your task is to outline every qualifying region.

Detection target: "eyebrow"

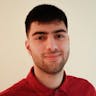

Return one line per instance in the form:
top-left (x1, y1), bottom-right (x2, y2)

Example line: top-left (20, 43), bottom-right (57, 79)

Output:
top-left (32, 31), bottom-right (48, 36)
top-left (32, 29), bottom-right (67, 36)
top-left (53, 29), bottom-right (66, 33)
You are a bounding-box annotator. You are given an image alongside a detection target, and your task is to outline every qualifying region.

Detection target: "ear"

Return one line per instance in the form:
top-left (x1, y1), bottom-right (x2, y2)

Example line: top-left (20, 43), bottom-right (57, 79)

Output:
top-left (25, 40), bottom-right (32, 55)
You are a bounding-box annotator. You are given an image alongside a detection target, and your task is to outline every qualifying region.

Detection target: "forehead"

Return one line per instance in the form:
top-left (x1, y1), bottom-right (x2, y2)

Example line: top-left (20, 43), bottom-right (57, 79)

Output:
top-left (29, 21), bottom-right (67, 34)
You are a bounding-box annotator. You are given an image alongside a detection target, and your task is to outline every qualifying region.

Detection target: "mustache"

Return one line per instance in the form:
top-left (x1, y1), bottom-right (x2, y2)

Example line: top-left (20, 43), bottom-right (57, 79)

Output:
top-left (42, 50), bottom-right (63, 56)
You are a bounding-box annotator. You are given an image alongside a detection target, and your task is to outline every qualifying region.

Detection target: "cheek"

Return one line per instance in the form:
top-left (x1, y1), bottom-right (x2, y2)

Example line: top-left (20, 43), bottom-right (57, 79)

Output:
top-left (61, 42), bottom-right (70, 52)
top-left (30, 43), bottom-right (44, 55)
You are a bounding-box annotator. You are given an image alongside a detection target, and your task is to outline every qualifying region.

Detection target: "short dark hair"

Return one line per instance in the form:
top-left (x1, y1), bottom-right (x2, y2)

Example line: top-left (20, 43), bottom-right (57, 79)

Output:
top-left (25, 4), bottom-right (68, 36)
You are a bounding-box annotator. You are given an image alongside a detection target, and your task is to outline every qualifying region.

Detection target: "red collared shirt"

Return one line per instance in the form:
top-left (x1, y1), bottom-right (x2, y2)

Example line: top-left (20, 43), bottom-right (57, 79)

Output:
top-left (0, 67), bottom-right (96, 96)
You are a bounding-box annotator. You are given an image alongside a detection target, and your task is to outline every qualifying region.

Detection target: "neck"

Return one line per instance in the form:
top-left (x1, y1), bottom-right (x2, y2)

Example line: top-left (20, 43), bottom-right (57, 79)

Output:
top-left (34, 65), bottom-right (64, 89)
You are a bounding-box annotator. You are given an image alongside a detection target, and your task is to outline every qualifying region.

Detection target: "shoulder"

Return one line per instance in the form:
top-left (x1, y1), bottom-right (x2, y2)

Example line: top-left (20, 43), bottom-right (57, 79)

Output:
top-left (67, 75), bottom-right (93, 85)
top-left (0, 79), bottom-right (28, 96)
top-left (66, 75), bottom-right (95, 88)
top-left (66, 75), bottom-right (96, 95)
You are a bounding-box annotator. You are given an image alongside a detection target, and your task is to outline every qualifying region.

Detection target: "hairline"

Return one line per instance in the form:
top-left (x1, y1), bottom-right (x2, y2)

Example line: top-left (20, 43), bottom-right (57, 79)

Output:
top-left (26, 20), bottom-right (67, 38)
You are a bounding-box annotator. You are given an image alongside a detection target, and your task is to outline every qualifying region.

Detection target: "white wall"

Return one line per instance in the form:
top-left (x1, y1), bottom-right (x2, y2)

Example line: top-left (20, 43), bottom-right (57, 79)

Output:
top-left (0, 0), bottom-right (96, 91)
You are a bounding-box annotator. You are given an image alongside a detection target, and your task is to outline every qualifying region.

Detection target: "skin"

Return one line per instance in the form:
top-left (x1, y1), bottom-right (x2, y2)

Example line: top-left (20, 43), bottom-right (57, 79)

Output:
top-left (25, 20), bottom-right (70, 89)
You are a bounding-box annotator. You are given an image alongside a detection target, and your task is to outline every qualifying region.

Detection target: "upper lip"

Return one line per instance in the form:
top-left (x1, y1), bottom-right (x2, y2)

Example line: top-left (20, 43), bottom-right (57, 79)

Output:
top-left (44, 53), bottom-right (61, 58)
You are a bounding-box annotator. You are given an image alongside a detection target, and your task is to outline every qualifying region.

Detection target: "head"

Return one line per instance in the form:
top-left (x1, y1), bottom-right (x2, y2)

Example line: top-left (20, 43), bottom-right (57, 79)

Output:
top-left (25, 4), bottom-right (68, 36)
top-left (25, 4), bottom-right (70, 74)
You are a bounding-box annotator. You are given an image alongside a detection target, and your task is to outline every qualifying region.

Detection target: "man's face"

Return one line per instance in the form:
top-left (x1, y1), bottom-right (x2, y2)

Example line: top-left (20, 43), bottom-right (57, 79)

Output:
top-left (25, 21), bottom-right (70, 74)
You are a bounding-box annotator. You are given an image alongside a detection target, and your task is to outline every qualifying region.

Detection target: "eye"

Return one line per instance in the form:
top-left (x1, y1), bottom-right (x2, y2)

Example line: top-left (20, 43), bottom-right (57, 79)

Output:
top-left (55, 34), bottom-right (65, 39)
top-left (35, 35), bottom-right (46, 40)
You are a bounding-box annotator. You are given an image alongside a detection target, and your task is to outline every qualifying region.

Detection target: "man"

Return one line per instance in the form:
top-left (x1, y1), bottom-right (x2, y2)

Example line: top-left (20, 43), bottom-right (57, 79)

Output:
top-left (0, 4), bottom-right (96, 96)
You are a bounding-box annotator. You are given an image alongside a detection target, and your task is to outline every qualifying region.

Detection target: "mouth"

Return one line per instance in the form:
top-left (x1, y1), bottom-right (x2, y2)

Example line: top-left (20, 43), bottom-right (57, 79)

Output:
top-left (44, 53), bottom-right (62, 61)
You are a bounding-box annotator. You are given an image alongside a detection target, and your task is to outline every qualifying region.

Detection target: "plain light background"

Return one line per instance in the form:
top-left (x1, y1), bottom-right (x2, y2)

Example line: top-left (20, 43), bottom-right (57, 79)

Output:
top-left (0, 0), bottom-right (96, 91)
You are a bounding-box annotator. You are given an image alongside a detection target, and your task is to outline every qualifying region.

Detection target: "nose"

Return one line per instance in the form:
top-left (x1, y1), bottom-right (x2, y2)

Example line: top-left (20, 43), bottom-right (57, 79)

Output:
top-left (46, 37), bottom-right (58, 52)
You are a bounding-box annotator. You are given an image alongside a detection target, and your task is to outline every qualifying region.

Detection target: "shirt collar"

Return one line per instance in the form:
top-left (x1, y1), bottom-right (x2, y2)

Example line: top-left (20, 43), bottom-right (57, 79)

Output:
top-left (26, 67), bottom-right (68, 93)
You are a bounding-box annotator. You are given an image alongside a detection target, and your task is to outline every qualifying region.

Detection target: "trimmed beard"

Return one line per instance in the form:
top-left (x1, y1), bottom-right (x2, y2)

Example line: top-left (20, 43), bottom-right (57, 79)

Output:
top-left (32, 50), bottom-right (69, 75)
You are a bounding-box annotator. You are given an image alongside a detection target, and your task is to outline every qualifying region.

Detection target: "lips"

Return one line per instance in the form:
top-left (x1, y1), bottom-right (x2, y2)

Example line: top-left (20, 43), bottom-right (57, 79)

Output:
top-left (44, 53), bottom-right (61, 61)
top-left (45, 54), bottom-right (59, 58)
